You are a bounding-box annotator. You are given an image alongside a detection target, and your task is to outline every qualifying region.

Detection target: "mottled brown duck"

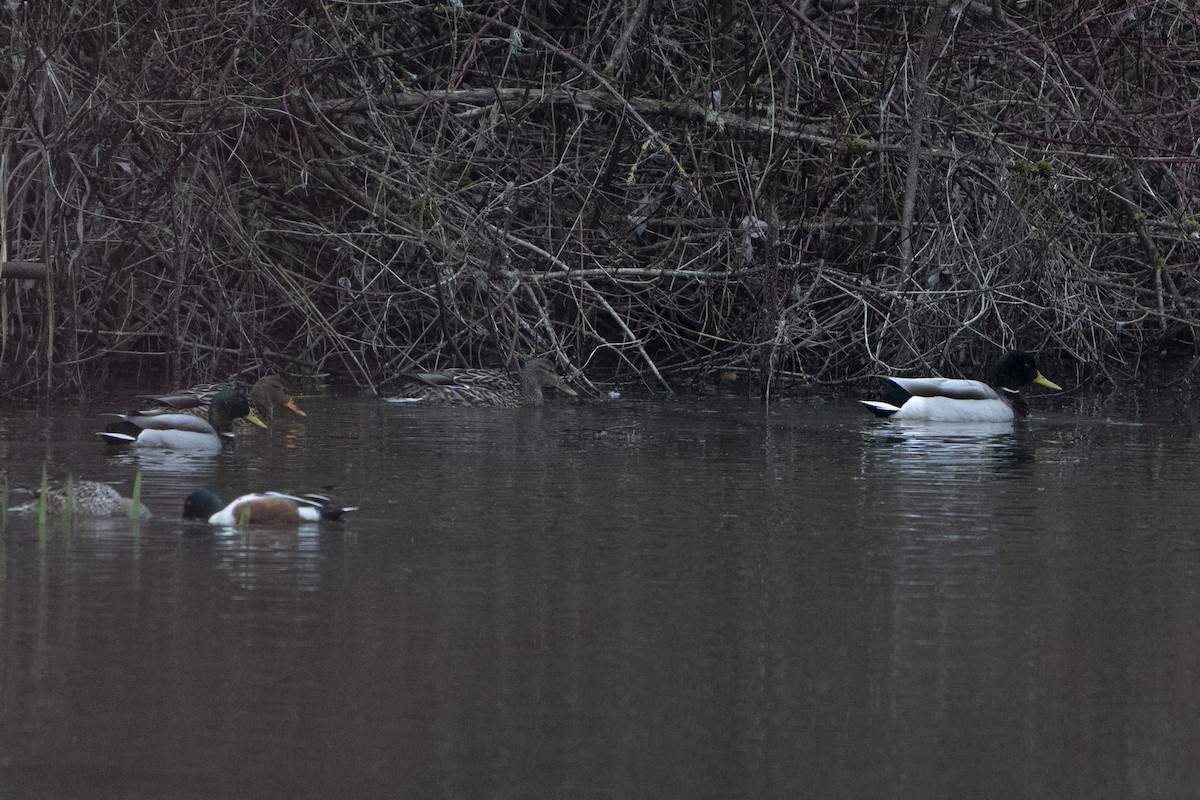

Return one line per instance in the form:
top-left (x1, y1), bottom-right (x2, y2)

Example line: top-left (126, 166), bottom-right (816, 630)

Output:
top-left (384, 358), bottom-right (578, 407)
top-left (11, 480), bottom-right (151, 520)
top-left (139, 374), bottom-right (306, 431)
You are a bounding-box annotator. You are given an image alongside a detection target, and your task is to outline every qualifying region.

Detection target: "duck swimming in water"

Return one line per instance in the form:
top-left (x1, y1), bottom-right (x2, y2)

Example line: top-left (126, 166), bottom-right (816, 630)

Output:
top-left (11, 480), bottom-right (151, 520)
top-left (861, 350), bottom-right (1062, 423)
top-left (97, 387), bottom-right (267, 451)
top-left (384, 358), bottom-right (578, 407)
top-left (182, 489), bottom-right (357, 526)
top-left (139, 374), bottom-right (306, 430)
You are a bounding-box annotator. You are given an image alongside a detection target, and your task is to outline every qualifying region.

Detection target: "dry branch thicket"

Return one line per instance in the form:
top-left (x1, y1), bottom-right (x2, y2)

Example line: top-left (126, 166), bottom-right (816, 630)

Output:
top-left (1, 0), bottom-right (1198, 397)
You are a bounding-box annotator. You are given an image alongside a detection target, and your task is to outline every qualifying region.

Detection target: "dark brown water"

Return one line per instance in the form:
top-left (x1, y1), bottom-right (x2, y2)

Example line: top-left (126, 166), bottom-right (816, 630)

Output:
top-left (2, 392), bottom-right (1200, 799)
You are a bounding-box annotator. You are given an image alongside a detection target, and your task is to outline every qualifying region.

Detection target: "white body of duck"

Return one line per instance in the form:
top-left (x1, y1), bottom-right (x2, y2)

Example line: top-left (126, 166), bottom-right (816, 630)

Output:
top-left (183, 489), bottom-right (357, 526)
top-left (99, 413), bottom-right (231, 452)
top-left (97, 388), bottom-right (266, 451)
top-left (861, 351), bottom-right (1062, 423)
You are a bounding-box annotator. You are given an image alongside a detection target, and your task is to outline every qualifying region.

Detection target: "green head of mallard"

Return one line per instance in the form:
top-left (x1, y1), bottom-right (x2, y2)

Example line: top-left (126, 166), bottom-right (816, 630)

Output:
top-left (991, 350), bottom-right (1062, 393)
top-left (208, 388), bottom-right (268, 433)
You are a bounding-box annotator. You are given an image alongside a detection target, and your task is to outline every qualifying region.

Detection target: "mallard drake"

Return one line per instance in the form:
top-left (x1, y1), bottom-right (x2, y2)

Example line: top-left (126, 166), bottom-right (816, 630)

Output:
top-left (140, 374), bottom-right (306, 428)
top-left (384, 357), bottom-right (578, 407)
top-left (97, 387), bottom-right (267, 451)
top-left (11, 480), bottom-right (151, 520)
top-left (182, 488), bottom-right (357, 526)
top-left (861, 350), bottom-right (1062, 423)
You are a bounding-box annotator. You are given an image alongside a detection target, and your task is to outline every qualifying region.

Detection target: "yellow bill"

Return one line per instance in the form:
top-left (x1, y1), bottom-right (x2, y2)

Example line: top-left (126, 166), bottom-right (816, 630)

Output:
top-left (1033, 372), bottom-right (1062, 391)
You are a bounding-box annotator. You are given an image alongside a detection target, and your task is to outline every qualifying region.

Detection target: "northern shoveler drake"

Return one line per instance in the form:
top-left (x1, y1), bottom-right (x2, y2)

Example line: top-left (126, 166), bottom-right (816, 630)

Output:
top-left (11, 480), bottom-right (151, 520)
top-left (182, 489), bottom-right (357, 526)
top-left (97, 387), bottom-right (267, 451)
top-left (861, 350), bottom-right (1062, 423)
top-left (384, 358), bottom-right (578, 407)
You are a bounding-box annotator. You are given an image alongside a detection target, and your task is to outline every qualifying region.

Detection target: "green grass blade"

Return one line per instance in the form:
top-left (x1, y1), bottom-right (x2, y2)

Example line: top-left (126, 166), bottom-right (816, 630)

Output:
top-left (130, 470), bottom-right (143, 521)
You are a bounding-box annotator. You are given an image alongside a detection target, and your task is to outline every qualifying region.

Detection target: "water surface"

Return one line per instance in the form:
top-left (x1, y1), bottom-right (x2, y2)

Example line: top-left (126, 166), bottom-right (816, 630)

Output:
top-left (1, 391), bottom-right (1198, 799)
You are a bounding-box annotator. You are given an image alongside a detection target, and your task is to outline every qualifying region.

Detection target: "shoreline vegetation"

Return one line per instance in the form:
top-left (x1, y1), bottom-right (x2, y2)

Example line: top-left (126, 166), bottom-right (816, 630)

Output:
top-left (1, 1), bottom-right (1197, 399)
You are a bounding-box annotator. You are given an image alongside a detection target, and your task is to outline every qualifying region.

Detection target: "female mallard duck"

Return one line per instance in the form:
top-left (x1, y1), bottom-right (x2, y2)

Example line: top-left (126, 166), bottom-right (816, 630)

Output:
top-left (12, 480), bottom-right (152, 520)
top-left (97, 387), bottom-right (267, 451)
top-left (384, 357), bottom-right (578, 407)
top-left (182, 488), bottom-right (357, 526)
top-left (139, 374), bottom-right (306, 429)
top-left (861, 350), bottom-right (1062, 423)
